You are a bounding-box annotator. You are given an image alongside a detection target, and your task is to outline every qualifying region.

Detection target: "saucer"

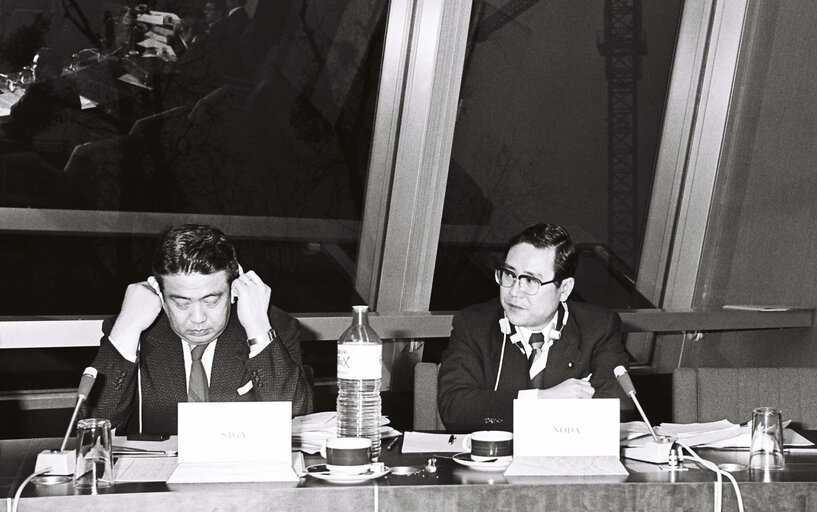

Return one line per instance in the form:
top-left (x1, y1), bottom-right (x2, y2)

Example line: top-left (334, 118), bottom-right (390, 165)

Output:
top-left (305, 464), bottom-right (390, 484)
top-left (452, 452), bottom-right (512, 472)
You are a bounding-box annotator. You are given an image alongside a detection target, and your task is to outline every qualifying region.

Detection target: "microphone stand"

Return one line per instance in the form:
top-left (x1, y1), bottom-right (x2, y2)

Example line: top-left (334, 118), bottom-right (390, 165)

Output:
top-left (59, 395), bottom-right (88, 452)
top-left (34, 368), bottom-right (97, 477)
top-left (615, 365), bottom-right (675, 464)
top-left (627, 390), bottom-right (660, 442)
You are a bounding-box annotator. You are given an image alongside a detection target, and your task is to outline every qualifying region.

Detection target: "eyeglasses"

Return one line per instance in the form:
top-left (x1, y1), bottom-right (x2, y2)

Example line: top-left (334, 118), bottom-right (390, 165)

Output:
top-left (494, 267), bottom-right (557, 295)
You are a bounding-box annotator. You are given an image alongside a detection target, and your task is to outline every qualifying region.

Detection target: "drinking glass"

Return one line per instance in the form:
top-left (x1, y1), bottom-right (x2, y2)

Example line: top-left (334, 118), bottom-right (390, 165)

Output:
top-left (749, 407), bottom-right (785, 471)
top-left (74, 418), bottom-right (114, 489)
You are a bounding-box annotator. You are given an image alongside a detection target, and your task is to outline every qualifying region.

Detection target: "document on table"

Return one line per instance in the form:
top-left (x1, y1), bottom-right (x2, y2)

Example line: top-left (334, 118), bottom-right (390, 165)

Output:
top-left (114, 452), bottom-right (305, 482)
top-left (698, 424), bottom-right (813, 449)
top-left (621, 420), bottom-right (741, 446)
top-left (722, 304), bottom-right (792, 311)
top-left (401, 432), bottom-right (461, 453)
top-left (622, 420), bottom-right (814, 449)
top-left (0, 92), bottom-right (20, 116)
top-left (113, 435), bottom-right (178, 457)
top-left (79, 95), bottom-right (97, 110)
top-left (291, 411), bottom-right (400, 454)
top-left (117, 73), bottom-right (152, 89)
top-left (115, 457), bottom-right (178, 482)
top-left (167, 462), bottom-right (298, 484)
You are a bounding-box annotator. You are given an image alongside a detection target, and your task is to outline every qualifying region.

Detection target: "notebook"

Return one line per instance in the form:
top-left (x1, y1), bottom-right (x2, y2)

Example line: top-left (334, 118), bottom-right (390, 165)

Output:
top-left (504, 398), bottom-right (628, 476)
top-left (167, 401), bottom-right (299, 483)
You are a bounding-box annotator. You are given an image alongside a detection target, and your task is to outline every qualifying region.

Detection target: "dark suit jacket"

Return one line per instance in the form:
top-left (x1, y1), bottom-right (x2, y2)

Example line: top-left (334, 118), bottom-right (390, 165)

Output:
top-left (437, 298), bottom-right (629, 432)
top-left (6, 76), bottom-right (81, 142)
top-left (206, 8), bottom-right (249, 76)
top-left (86, 304), bottom-right (313, 434)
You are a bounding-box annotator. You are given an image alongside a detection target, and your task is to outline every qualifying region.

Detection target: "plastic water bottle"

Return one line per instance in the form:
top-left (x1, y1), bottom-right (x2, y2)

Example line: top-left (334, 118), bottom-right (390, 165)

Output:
top-left (336, 305), bottom-right (382, 460)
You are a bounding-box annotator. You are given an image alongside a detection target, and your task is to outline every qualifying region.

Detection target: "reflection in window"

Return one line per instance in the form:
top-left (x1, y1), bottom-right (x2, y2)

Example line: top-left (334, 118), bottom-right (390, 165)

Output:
top-left (432, 1), bottom-right (681, 311)
top-left (0, 0), bottom-right (389, 314)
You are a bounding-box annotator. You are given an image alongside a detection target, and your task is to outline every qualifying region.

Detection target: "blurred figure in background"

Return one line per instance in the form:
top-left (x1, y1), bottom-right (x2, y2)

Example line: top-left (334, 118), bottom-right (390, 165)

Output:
top-left (5, 48), bottom-right (80, 145)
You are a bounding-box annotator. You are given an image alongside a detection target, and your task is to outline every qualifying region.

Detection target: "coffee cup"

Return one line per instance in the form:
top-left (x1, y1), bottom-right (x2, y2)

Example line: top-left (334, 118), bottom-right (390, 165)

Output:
top-left (462, 430), bottom-right (513, 462)
top-left (321, 437), bottom-right (372, 474)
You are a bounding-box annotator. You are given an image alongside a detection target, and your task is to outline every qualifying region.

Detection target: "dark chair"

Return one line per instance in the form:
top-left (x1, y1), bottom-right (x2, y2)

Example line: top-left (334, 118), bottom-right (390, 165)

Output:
top-left (413, 362), bottom-right (444, 430)
top-left (673, 367), bottom-right (817, 428)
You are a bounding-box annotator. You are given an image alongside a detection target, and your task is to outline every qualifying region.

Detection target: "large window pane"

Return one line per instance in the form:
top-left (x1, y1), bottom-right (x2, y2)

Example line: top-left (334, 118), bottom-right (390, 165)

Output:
top-left (431, 1), bottom-right (681, 311)
top-left (0, 0), bottom-right (388, 313)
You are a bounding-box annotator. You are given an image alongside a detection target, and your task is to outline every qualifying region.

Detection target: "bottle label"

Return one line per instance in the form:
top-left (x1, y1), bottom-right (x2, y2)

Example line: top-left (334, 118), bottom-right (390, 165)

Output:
top-left (337, 343), bottom-right (382, 380)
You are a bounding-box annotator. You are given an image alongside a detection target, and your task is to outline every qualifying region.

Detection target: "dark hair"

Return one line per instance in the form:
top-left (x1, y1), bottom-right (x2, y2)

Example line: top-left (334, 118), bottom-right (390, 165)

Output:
top-left (506, 224), bottom-right (578, 283)
top-left (205, 0), bottom-right (227, 12)
top-left (152, 224), bottom-right (239, 286)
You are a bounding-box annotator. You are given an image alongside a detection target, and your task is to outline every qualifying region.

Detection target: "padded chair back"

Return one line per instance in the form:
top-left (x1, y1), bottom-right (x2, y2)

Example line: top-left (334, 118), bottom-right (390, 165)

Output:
top-left (673, 367), bottom-right (817, 428)
top-left (414, 363), bottom-right (444, 430)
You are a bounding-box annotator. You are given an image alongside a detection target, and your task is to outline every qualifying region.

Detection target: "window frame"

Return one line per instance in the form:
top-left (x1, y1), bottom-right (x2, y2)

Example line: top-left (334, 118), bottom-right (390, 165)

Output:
top-left (0, 0), bottom-right (746, 344)
top-left (636, 0), bottom-right (749, 308)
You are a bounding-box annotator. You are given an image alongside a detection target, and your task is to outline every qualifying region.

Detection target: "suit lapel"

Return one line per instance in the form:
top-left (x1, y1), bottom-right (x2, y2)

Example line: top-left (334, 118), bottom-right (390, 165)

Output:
top-left (142, 315), bottom-right (188, 406)
top-left (544, 317), bottom-right (583, 382)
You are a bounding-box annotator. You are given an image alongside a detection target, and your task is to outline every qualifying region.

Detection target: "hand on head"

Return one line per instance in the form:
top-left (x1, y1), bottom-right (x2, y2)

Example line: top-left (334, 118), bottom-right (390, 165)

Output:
top-left (109, 281), bottom-right (164, 354)
top-left (536, 378), bottom-right (595, 400)
top-left (231, 270), bottom-right (272, 340)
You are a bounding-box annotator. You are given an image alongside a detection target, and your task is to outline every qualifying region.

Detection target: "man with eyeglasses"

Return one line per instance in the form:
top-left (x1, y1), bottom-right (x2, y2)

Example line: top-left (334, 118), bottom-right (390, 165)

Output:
top-left (437, 223), bottom-right (629, 432)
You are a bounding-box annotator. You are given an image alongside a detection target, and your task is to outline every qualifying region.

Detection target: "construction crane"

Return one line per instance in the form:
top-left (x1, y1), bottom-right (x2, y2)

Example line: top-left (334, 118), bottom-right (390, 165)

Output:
top-left (598, 0), bottom-right (646, 272)
top-left (473, 1), bottom-right (646, 271)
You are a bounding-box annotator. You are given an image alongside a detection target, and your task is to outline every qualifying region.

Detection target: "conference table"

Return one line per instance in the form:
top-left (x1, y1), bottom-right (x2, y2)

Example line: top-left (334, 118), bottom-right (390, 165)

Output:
top-left (4, 435), bottom-right (817, 512)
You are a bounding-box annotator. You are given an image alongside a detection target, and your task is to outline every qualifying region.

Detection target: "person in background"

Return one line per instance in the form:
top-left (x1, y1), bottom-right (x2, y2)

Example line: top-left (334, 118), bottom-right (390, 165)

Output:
top-left (86, 224), bottom-right (313, 434)
top-left (437, 223), bottom-right (630, 432)
top-left (4, 48), bottom-right (80, 144)
top-left (202, 0), bottom-right (226, 35)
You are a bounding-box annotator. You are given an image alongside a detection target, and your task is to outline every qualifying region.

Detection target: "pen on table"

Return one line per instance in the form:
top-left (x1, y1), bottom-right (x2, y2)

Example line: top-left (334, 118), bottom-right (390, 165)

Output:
top-left (582, 373), bottom-right (593, 381)
top-left (386, 434), bottom-right (402, 451)
top-left (448, 434), bottom-right (456, 445)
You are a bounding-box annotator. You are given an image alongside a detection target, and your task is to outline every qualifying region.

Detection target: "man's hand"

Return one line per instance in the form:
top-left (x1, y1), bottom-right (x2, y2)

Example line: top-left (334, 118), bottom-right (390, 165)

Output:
top-left (536, 378), bottom-right (595, 399)
top-left (109, 281), bottom-right (164, 355)
top-left (231, 270), bottom-right (272, 340)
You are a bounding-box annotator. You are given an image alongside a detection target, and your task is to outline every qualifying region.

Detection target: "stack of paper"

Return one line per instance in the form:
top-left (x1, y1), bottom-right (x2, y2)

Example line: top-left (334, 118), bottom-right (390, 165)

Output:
top-left (292, 411), bottom-right (400, 453)
top-left (113, 435), bottom-right (178, 457)
top-left (400, 432), bottom-right (462, 453)
top-left (620, 420), bottom-right (813, 448)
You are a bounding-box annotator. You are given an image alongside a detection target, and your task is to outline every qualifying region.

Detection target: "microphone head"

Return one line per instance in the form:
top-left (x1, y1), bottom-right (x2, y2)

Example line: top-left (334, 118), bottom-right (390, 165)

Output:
top-left (613, 365), bottom-right (636, 396)
top-left (77, 367), bottom-right (98, 400)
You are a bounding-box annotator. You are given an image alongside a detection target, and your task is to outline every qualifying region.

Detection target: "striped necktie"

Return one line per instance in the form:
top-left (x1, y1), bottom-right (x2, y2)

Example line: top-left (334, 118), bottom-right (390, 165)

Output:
top-left (528, 332), bottom-right (546, 388)
top-left (188, 343), bottom-right (209, 402)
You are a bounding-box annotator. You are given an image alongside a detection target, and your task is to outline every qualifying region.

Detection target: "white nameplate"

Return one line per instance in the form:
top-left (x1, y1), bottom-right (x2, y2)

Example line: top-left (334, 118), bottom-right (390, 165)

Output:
top-left (178, 401), bottom-right (292, 464)
top-left (513, 398), bottom-right (620, 457)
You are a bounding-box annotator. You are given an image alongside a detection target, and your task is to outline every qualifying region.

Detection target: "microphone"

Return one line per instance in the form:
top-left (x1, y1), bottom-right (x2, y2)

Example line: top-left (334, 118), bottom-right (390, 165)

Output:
top-left (614, 365), bottom-right (658, 441)
top-left (613, 365), bottom-right (636, 396)
top-left (615, 365), bottom-right (675, 464)
top-left (60, 367), bottom-right (98, 451)
top-left (34, 367), bottom-right (97, 476)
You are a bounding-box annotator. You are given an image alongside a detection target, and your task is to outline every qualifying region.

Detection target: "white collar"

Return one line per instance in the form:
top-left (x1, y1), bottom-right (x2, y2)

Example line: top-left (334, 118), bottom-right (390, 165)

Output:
top-left (517, 314), bottom-right (559, 346)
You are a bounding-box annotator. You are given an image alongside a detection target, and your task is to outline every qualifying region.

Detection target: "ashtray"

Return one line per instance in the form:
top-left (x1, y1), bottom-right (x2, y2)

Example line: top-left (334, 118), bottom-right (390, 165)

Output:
top-left (390, 465), bottom-right (422, 476)
top-left (32, 475), bottom-right (72, 485)
top-left (717, 463), bottom-right (747, 473)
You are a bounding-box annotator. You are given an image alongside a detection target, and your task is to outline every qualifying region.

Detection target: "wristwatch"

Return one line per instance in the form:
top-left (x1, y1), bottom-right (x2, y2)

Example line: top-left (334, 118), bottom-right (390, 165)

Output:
top-left (247, 328), bottom-right (276, 347)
